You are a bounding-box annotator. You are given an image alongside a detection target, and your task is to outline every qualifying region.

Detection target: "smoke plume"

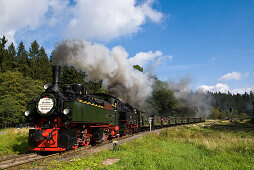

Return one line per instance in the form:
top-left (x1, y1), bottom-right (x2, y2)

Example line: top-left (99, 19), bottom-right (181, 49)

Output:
top-left (168, 77), bottom-right (214, 118)
top-left (52, 39), bottom-right (153, 105)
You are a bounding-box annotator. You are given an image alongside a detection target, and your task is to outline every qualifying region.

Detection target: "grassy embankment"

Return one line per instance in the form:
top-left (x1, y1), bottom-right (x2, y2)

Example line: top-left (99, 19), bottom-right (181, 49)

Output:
top-left (50, 121), bottom-right (254, 170)
top-left (0, 128), bottom-right (29, 158)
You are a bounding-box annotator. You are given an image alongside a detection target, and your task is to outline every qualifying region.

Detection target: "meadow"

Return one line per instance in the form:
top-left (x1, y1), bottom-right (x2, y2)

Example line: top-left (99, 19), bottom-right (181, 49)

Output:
top-left (51, 122), bottom-right (254, 170)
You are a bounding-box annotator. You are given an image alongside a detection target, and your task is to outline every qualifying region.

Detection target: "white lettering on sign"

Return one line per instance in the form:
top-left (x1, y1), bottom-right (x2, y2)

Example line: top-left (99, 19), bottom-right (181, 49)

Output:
top-left (38, 97), bottom-right (54, 114)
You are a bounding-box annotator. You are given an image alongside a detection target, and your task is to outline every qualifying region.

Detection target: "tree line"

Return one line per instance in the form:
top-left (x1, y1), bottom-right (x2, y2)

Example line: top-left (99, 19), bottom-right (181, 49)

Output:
top-left (209, 91), bottom-right (254, 120)
top-left (0, 35), bottom-right (253, 128)
top-left (148, 79), bottom-right (254, 120)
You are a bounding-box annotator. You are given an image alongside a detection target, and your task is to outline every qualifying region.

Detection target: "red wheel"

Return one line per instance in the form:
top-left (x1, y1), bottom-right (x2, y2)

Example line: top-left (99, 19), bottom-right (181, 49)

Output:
top-left (82, 140), bottom-right (90, 146)
top-left (82, 135), bottom-right (91, 146)
top-left (72, 145), bottom-right (78, 149)
top-left (103, 134), bottom-right (109, 141)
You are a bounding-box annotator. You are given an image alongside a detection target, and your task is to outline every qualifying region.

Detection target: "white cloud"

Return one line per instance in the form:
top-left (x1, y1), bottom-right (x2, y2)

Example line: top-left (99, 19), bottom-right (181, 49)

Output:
top-left (66, 0), bottom-right (163, 41)
top-left (129, 50), bottom-right (172, 67)
top-left (198, 83), bottom-right (230, 93)
top-left (218, 71), bottom-right (242, 81)
top-left (0, 0), bottom-right (46, 45)
top-left (231, 86), bottom-right (254, 94)
top-left (198, 83), bottom-right (254, 94)
top-left (0, 0), bottom-right (163, 45)
top-left (217, 71), bottom-right (250, 81)
top-left (4, 30), bottom-right (16, 46)
top-left (46, 0), bottom-right (70, 26)
top-left (0, 0), bottom-right (69, 45)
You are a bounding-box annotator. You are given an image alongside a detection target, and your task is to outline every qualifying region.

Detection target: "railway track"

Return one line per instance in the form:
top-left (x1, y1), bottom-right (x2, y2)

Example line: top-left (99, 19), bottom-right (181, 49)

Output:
top-left (0, 153), bottom-right (59, 169)
top-left (0, 122), bottom-right (207, 169)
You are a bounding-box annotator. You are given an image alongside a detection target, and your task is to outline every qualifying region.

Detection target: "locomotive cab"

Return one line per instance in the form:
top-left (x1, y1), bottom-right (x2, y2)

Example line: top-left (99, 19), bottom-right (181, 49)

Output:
top-left (71, 84), bottom-right (86, 96)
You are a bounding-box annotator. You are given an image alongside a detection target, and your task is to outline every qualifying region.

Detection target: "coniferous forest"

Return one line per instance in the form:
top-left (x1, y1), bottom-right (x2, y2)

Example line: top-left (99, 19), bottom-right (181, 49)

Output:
top-left (0, 35), bottom-right (253, 128)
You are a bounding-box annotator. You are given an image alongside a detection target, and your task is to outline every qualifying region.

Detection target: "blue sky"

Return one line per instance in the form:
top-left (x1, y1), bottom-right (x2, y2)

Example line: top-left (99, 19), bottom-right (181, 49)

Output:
top-left (1, 0), bottom-right (254, 93)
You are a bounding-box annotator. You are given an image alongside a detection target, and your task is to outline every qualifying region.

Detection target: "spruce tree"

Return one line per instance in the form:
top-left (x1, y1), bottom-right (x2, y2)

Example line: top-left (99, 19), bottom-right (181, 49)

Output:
top-left (8, 43), bottom-right (17, 70)
top-left (0, 35), bottom-right (9, 72)
top-left (17, 42), bottom-right (29, 77)
top-left (61, 66), bottom-right (86, 85)
top-left (28, 41), bottom-right (40, 79)
top-left (37, 46), bottom-right (51, 82)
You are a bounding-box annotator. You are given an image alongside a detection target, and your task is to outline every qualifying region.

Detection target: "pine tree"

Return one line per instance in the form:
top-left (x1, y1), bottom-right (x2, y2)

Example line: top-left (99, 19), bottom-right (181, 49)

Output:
top-left (61, 66), bottom-right (86, 85)
top-left (28, 41), bottom-right (40, 79)
top-left (85, 80), bottom-right (104, 94)
top-left (37, 46), bottom-right (51, 82)
top-left (17, 42), bottom-right (29, 77)
top-left (0, 35), bottom-right (9, 72)
top-left (8, 43), bottom-right (17, 70)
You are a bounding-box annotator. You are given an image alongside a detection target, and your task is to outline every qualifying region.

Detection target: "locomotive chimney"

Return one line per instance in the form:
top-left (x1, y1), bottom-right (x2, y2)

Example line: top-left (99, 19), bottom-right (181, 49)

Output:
top-left (52, 65), bottom-right (61, 92)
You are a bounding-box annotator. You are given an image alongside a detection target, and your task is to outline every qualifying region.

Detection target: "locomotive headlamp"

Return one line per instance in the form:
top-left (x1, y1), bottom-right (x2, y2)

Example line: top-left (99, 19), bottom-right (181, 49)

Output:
top-left (63, 108), bottom-right (71, 115)
top-left (24, 110), bottom-right (30, 116)
top-left (43, 83), bottom-right (51, 90)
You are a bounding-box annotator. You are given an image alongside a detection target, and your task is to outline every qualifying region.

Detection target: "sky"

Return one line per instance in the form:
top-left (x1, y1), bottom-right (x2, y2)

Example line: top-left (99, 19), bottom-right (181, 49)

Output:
top-left (0, 0), bottom-right (254, 94)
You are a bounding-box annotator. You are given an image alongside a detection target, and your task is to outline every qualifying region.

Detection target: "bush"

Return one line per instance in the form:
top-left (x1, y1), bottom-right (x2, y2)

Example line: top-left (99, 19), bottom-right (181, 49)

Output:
top-left (0, 128), bottom-right (29, 156)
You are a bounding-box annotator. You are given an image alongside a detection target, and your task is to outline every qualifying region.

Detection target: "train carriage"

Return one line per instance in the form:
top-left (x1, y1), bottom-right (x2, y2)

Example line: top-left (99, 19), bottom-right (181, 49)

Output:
top-left (176, 117), bottom-right (182, 124)
top-left (138, 111), bottom-right (150, 129)
top-left (168, 117), bottom-right (176, 125)
top-left (194, 118), bottom-right (201, 123)
top-left (182, 117), bottom-right (188, 124)
top-left (161, 116), bottom-right (169, 126)
top-left (151, 115), bottom-right (162, 127)
top-left (188, 117), bottom-right (194, 123)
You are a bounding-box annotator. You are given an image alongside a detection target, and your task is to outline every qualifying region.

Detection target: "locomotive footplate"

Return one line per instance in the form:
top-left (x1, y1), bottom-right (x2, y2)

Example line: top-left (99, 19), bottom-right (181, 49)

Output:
top-left (28, 128), bottom-right (77, 151)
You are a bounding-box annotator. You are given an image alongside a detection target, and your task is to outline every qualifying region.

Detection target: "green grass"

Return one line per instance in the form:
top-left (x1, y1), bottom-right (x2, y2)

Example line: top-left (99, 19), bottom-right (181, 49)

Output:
top-left (0, 128), bottom-right (30, 157)
top-left (51, 123), bottom-right (254, 170)
top-left (217, 119), bottom-right (254, 128)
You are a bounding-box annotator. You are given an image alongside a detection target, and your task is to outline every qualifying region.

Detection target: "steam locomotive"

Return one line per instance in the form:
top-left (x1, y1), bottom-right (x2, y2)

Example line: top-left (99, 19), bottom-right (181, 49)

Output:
top-left (25, 65), bottom-right (205, 152)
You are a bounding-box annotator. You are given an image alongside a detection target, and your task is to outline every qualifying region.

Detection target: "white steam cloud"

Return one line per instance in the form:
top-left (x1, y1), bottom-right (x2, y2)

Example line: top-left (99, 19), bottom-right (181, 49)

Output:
top-left (53, 39), bottom-right (153, 105)
top-left (168, 77), bottom-right (214, 118)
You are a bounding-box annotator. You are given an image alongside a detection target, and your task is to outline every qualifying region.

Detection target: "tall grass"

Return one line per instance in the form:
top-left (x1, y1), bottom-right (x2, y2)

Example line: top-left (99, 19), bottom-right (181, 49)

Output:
top-left (0, 128), bottom-right (29, 157)
top-left (52, 124), bottom-right (254, 170)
